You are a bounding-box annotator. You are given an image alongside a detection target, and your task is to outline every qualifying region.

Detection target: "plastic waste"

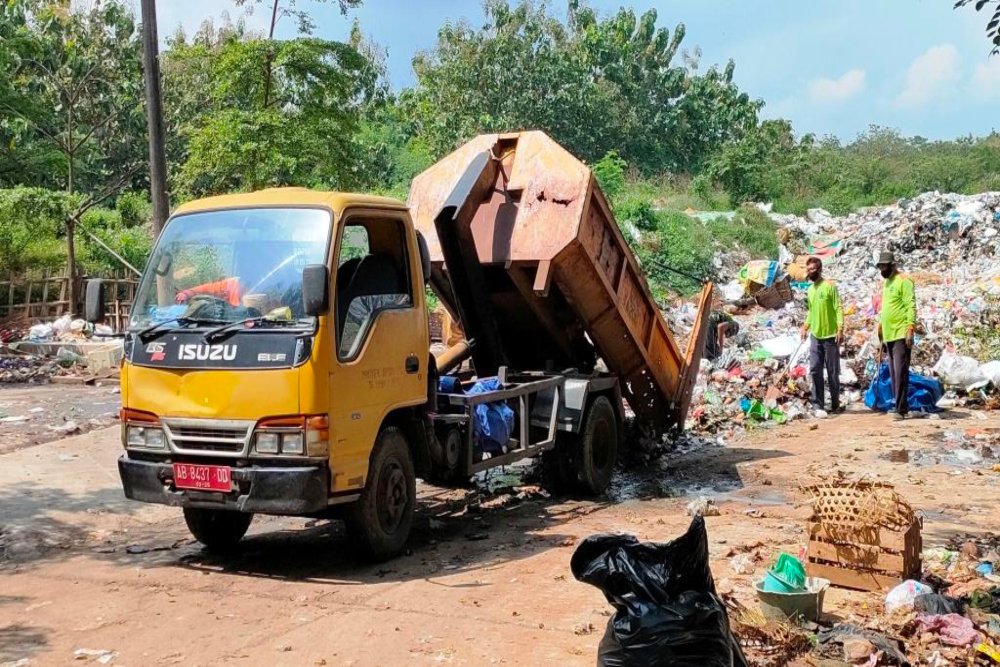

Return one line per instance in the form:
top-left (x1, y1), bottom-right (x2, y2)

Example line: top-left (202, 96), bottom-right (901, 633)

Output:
top-left (934, 351), bottom-right (987, 390)
top-left (759, 334), bottom-right (799, 359)
top-left (885, 579), bottom-right (933, 612)
top-left (51, 314), bottom-right (73, 335)
top-left (914, 594), bottom-right (965, 615)
top-left (27, 323), bottom-right (53, 341)
top-left (763, 553), bottom-right (805, 593)
top-left (571, 517), bottom-right (747, 667)
top-left (981, 361), bottom-right (1000, 387)
top-left (466, 378), bottom-right (515, 457)
top-left (918, 613), bottom-right (979, 647)
top-left (864, 362), bottom-right (943, 413)
top-left (55, 347), bottom-right (84, 368)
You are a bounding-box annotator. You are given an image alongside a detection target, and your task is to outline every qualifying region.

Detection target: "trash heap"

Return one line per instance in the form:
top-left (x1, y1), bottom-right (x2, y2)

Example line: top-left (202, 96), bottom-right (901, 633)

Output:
top-left (714, 481), bottom-right (1000, 666)
top-left (0, 313), bottom-right (120, 383)
top-left (673, 190), bottom-right (1000, 438)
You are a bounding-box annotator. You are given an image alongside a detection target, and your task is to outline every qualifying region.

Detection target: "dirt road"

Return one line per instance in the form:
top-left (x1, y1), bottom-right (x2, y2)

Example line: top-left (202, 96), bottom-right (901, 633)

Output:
top-left (2, 406), bottom-right (999, 666)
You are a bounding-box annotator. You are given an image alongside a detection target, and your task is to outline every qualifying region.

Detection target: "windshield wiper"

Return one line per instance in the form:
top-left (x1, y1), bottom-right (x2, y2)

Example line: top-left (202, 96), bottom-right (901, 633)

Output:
top-left (202, 316), bottom-right (306, 343)
top-left (137, 316), bottom-right (226, 342)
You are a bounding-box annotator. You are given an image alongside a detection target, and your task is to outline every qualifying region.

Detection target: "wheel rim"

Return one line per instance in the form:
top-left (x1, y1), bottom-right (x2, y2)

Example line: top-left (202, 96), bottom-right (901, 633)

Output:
top-left (590, 417), bottom-right (614, 472)
top-left (377, 459), bottom-right (408, 534)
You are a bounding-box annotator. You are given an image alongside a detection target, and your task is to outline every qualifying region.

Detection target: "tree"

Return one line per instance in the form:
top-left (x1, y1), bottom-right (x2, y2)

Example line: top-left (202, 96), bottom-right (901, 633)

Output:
top-left (956, 0), bottom-right (1000, 54)
top-left (169, 34), bottom-right (379, 196)
top-left (405, 0), bottom-right (761, 173)
top-left (0, 0), bottom-right (146, 307)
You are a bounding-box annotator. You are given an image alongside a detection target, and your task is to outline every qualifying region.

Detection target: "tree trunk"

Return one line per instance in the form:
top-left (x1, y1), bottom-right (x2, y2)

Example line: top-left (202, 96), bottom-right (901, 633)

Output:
top-left (66, 218), bottom-right (77, 316)
top-left (262, 0), bottom-right (281, 108)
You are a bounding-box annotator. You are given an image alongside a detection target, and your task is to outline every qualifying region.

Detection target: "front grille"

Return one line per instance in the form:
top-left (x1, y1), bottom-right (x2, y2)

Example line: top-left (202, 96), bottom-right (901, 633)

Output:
top-left (161, 418), bottom-right (253, 455)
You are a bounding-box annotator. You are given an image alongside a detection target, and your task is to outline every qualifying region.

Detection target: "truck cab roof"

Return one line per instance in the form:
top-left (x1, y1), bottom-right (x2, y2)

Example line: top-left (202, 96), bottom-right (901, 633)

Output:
top-left (172, 188), bottom-right (408, 217)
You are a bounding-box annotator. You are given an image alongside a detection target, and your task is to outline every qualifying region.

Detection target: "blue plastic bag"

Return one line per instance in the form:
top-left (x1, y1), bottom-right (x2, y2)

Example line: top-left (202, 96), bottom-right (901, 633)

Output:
top-left (466, 378), bottom-right (515, 455)
top-left (864, 362), bottom-right (943, 413)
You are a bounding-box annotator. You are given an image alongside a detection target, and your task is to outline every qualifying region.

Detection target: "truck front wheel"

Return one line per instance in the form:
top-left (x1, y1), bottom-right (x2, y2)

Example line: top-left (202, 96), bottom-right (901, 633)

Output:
top-left (575, 395), bottom-right (619, 495)
top-left (183, 508), bottom-right (252, 552)
top-left (348, 426), bottom-right (416, 561)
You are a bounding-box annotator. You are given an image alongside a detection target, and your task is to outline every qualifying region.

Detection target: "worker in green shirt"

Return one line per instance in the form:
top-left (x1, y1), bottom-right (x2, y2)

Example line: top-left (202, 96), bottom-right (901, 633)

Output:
top-left (801, 257), bottom-right (844, 416)
top-left (876, 251), bottom-right (916, 420)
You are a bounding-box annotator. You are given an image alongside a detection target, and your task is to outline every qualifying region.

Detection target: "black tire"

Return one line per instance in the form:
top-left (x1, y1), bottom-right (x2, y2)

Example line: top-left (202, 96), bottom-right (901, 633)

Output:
top-left (347, 426), bottom-right (416, 561)
top-left (183, 508), bottom-right (252, 553)
top-left (575, 395), bottom-right (619, 495)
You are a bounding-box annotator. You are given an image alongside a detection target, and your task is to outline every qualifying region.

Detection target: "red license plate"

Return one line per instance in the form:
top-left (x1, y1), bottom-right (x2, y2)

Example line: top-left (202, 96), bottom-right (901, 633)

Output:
top-left (172, 463), bottom-right (232, 492)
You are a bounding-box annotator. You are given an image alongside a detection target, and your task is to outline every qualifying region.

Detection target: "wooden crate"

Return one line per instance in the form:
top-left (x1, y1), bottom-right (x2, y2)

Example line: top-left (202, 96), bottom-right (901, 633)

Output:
top-left (806, 518), bottom-right (922, 592)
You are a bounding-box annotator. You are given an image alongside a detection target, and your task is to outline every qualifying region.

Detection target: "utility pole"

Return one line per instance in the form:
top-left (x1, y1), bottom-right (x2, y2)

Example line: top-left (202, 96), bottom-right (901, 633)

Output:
top-left (140, 0), bottom-right (169, 238)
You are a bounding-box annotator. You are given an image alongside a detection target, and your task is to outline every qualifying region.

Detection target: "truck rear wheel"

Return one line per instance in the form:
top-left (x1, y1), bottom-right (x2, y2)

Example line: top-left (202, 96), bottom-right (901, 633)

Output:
top-left (348, 426), bottom-right (416, 561)
top-left (183, 508), bottom-right (252, 552)
top-left (575, 396), bottom-right (618, 495)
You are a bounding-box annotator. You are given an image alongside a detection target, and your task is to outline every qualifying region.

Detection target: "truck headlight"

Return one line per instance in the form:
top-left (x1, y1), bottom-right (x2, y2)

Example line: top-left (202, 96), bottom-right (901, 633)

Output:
top-left (254, 432), bottom-right (279, 454)
top-left (127, 425), bottom-right (165, 449)
top-left (253, 414), bottom-right (328, 457)
top-left (281, 433), bottom-right (304, 455)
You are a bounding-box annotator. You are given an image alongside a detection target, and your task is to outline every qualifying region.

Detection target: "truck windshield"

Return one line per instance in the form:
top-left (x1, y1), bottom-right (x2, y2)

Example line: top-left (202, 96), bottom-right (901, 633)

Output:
top-left (130, 207), bottom-right (331, 330)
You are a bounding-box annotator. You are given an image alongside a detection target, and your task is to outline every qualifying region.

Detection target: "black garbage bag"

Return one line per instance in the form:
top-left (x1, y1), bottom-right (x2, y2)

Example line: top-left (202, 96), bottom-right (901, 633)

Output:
top-left (914, 593), bottom-right (965, 615)
top-left (570, 516), bottom-right (747, 667)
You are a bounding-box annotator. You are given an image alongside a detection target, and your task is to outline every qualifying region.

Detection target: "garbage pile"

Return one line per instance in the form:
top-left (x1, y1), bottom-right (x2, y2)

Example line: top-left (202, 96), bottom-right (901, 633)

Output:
top-left (710, 481), bottom-right (1000, 666)
top-left (1, 313), bottom-right (120, 383)
top-left (673, 191), bottom-right (1000, 437)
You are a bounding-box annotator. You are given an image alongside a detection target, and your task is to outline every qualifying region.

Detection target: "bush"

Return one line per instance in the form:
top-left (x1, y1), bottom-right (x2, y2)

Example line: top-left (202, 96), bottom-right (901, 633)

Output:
top-left (707, 205), bottom-right (778, 259)
top-left (0, 187), bottom-right (76, 274)
top-left (592, 151), bottom-right (627, 199)
top-left (116, 191), bottom-right (151, 227)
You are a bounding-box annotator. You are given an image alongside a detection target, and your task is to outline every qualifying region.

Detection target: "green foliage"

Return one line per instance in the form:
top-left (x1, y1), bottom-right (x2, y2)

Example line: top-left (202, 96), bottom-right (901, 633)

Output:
top-left (405, 0), bottom-right (761, 172)
top-left (115, 192), bottom-right (151, 228)
top-left (0, 0), bottom-right (145, 195)
top-left (169, 35), bottom-right (380, 197)
top-left (707, 205), bottom-right (778, 259)
top-left (0, 187), bottom-right (76, 273)
top-left (592, 151), bottom-right (627, 199)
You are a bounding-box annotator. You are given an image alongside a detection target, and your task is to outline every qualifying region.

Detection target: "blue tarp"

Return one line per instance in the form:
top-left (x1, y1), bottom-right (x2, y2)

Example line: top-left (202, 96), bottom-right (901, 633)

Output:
top-left (437, 376), bottom-right (514, 457)
top-left (864, 362), bottom-right (944, 413)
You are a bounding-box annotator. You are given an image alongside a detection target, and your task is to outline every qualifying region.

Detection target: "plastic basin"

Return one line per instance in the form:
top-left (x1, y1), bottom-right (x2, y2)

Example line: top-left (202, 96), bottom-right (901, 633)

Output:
top-left (755, 577), bottom-right (830, 623)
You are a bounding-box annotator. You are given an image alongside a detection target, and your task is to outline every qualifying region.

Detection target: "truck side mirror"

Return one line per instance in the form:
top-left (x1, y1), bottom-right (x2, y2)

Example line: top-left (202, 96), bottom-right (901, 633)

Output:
top-left (302, 264), bottom-right (329, 316)
top-left (85, 279), bottom-right (106, 323)
top-left (416, 231), bottom-right (432, 285)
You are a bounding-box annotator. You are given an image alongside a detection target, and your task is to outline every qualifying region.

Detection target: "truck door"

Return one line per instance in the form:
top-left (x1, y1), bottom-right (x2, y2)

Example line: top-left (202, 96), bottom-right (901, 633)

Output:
top-left (328, 210), bottom-right (428, 494)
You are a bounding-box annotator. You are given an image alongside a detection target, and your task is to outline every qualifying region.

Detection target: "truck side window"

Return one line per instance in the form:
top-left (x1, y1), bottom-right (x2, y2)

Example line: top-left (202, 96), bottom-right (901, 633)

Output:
top-left (336, 218), bottom-right (413, 360)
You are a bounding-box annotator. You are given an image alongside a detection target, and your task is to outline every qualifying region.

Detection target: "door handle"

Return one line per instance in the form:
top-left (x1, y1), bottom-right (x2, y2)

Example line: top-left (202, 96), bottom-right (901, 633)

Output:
top-left (405, 355), bottom-right (419, 374)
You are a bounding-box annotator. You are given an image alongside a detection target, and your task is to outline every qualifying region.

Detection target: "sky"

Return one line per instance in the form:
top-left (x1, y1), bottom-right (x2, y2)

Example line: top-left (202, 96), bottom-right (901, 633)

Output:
top-left (153, 0), bottom-right (1000, 142)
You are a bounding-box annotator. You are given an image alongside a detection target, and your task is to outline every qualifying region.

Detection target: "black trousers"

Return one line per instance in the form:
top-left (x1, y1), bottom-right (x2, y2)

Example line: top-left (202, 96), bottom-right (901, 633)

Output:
top-left (809, 335), bottom-right (841, 410)
top-left (886, 339), bottom-right (911, 415)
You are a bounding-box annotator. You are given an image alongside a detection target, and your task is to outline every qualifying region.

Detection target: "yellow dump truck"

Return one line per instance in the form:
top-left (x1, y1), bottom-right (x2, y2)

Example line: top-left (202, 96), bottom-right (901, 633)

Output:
top-left (88, 131), bottom-right (711, 560)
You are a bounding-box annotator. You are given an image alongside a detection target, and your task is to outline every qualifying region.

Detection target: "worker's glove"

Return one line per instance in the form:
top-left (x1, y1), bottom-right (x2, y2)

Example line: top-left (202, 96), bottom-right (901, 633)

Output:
top-left (906, 330), bottom-right (915, 349)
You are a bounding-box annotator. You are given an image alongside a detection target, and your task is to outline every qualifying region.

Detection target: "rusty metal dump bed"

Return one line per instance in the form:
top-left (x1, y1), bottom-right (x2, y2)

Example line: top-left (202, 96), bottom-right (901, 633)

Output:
top-left (409, 131), bottom-right (711, 431)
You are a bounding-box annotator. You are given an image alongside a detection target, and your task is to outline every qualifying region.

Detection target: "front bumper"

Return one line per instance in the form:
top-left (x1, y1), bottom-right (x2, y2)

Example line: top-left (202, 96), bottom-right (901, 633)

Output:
top-left (118, 455), bottom-right (329, 515)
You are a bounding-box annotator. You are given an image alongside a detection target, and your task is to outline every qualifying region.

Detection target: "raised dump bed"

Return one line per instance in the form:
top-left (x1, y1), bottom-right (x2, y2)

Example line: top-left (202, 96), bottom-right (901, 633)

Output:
top-left (408, 131), bottom-right (711, 432)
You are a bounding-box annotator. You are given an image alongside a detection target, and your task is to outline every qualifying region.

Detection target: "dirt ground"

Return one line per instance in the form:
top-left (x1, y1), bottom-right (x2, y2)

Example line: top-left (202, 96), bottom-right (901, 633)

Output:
top-left (0, 384), bottom-right (120, 455)
top-left (1, 401), bottom-right (999, 666)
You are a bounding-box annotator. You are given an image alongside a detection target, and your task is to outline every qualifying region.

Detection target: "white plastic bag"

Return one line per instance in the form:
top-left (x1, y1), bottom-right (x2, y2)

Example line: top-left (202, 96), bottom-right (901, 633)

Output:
top-left (933, 351), bottom-right (986, 389)
top-left (979, 360), bottom-right (1000, 387)
top-left (27, 323), bottom-right (53, 341)
top-left (885, 579), bottom-right (933, 612)
top-left (51, 314), bottom-right (72, 334)
top-left (722, 280), bottom-right (744, 302)
top-left (761, 334), bottom-right (800, 359)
